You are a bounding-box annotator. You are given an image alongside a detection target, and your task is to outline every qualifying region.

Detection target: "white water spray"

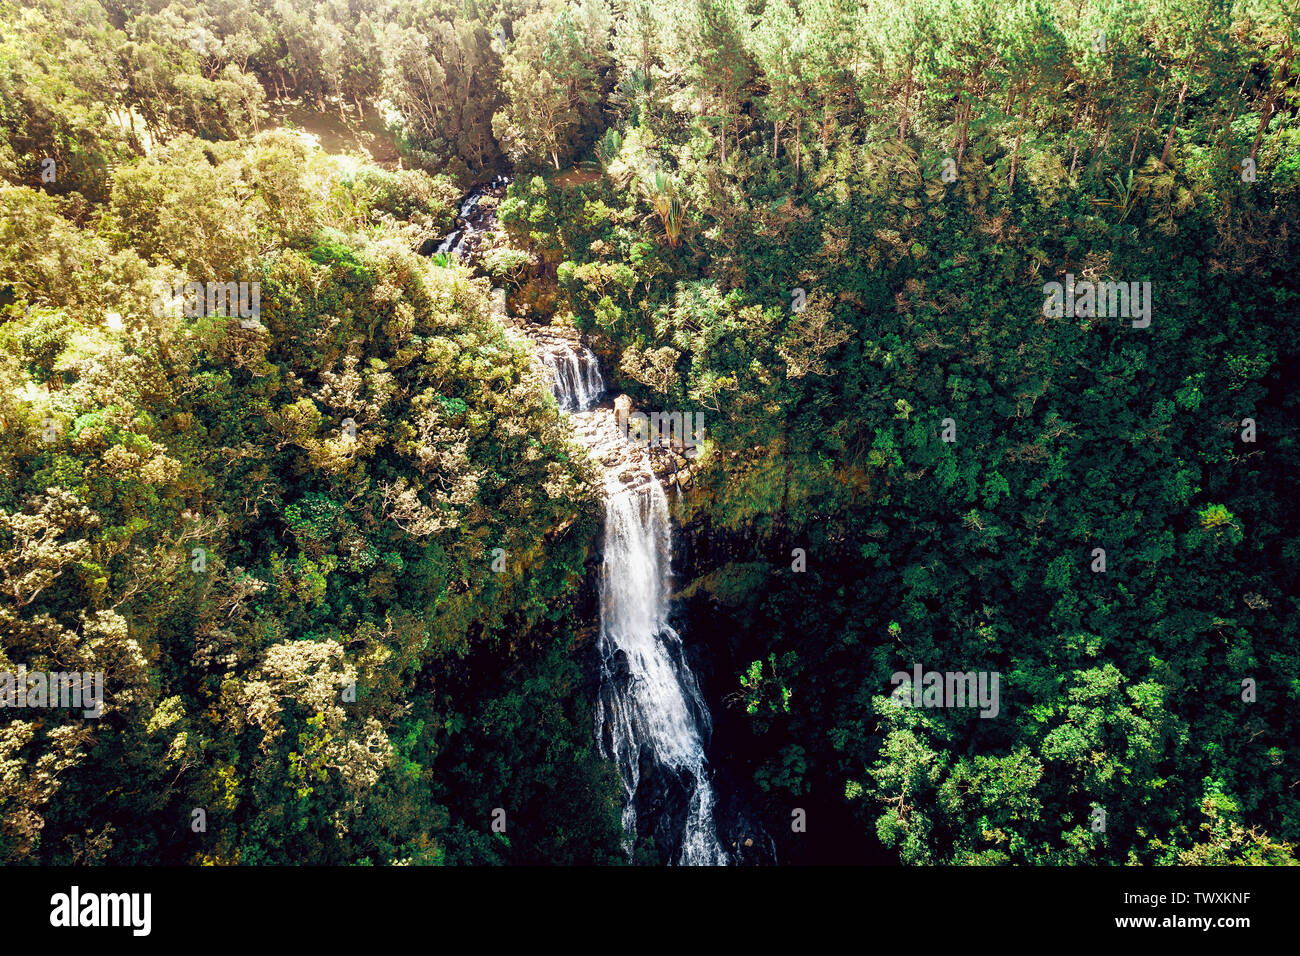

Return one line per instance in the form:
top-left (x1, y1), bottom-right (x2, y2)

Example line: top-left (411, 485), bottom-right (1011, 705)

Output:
top-left (541, 344), bottom-right (605, 412)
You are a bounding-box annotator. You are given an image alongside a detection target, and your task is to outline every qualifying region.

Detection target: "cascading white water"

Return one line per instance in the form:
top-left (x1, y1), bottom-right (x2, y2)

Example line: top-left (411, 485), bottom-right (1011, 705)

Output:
top-left (594, 469), bottom-right (727, 865)
top-left (434, 176), bottom-right (724, 862)
top-left (435, 229), bottom-right (463, 255)
top-left (538, 341), bottom-right (725, 865)
top-left (430, 175), bottom-right (510, 260)
top-left (542, 344), bottom-right (605, 412)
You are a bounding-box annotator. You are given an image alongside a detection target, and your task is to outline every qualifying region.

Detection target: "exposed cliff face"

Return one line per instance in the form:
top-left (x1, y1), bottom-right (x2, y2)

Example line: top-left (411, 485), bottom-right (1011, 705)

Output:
top-left (667, 514), bottom-right (780, 862)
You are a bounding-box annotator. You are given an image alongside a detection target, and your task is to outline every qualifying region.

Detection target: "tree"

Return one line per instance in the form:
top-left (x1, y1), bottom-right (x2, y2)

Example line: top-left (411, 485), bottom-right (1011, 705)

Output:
top-left (493, 0), bottom-right (611, 171)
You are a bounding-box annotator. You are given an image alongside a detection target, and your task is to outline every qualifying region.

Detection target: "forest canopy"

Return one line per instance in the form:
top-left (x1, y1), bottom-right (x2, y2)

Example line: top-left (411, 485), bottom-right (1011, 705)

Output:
top-left (0, 0), bottom-right (1296, 866)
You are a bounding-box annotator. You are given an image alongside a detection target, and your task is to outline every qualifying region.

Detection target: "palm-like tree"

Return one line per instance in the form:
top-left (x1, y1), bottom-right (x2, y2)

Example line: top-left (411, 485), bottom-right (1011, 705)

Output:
top-left (643, 170), bottom-right (686, 248)
top-left (1090, 169), bottom-right (1138, 223)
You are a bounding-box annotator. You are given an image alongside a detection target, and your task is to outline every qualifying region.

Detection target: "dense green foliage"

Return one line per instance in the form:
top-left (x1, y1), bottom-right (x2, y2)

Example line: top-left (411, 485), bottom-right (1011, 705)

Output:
top-left (0, 3), bottom-right (622, 862)
top-left (496, 0), bottom-right (1300, 865)
top-left (2, 0), bottom-right (1297, 865)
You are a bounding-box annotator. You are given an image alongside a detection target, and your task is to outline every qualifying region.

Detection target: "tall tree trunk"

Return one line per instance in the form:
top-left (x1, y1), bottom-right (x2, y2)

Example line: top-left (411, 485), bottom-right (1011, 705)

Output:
top-left (1130, 80), bottom-right (1169, 169)
top-left (1067, 103), bottom-right (1086, 178)
top-left (1249, 49), bottom-right (1291, 161)
top-left (956, 99), bottom-right (971, 169)
top-left (1008, 83), bottom-right (1029, 191)
top-left (1210, 68), bottom-right (1252, 146)
top-left (794, 114), bottom-right (801, 176)
top-left (1249, 92), bottom-right (1279, 162)
top-left (898, 55), bottom-right (914, 144)
top-left (1159, 78), bottom-right (1191, 166)
top-left (1159, 9), bottom-right (1213, 166)
top-left (949, 80), bottom-right (966, 166)
top-left (1090, 117), bottom-right (1112, 169)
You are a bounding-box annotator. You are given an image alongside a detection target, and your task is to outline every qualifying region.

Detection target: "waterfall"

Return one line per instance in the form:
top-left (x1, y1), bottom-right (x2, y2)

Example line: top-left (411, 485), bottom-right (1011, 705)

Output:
top-left (431, 173), bottom-right (726, 863)
top-left (435, 229), bottom-right (463, 256)
top-left (594, 470), bottom-right (727, 865)
top-left (541, 344), bottom-right (605, 412)
top-left (537, 342), bottom-right (724, 865)
top-left (426, 175), bottom-right (510, 260)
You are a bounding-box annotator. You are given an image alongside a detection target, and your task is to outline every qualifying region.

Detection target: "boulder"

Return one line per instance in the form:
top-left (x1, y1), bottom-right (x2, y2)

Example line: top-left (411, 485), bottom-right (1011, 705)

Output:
top-left (613, 393), bottom-right (633, 433)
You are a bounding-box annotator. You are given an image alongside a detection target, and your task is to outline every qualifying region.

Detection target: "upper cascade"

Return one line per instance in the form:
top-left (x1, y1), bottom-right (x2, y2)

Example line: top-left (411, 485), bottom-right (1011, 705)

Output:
top-left (428, 174), bottom-right (510, 260)
top-left (539, 339), bottom-right (605, 412)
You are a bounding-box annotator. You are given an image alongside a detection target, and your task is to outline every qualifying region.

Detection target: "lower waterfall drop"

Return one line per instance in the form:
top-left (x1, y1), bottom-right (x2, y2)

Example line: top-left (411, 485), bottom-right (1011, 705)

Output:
top-left (593, 466), bottom-right (727, 865)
